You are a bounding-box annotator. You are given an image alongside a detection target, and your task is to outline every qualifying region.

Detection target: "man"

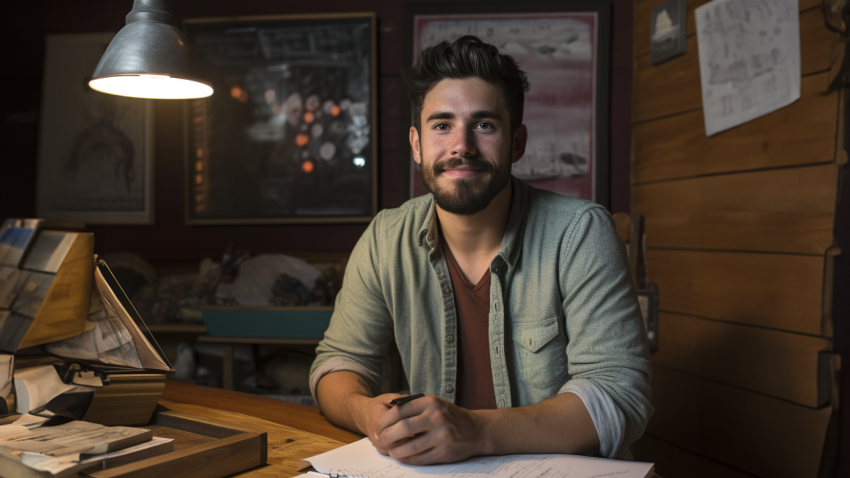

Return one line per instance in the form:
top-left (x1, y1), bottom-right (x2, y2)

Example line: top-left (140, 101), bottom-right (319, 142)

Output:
top-left (310, 35), bottom-right (652, 465)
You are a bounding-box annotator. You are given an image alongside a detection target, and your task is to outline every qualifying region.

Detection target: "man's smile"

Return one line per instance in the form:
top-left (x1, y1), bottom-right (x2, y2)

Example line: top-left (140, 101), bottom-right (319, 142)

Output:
top-left (442, 167), bottom-right (485, 179)
top-left (435, 157), bottom-right (492, 180)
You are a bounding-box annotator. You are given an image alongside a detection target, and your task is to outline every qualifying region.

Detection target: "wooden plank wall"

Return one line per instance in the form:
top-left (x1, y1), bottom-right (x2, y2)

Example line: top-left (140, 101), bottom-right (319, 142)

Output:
top-left (630, 1), bottom-right (844, 477)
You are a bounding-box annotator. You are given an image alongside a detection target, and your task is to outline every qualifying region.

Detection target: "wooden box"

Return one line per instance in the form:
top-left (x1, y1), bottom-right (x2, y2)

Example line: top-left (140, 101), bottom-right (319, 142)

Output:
top-left (86, 407), bottom-right (267, 478)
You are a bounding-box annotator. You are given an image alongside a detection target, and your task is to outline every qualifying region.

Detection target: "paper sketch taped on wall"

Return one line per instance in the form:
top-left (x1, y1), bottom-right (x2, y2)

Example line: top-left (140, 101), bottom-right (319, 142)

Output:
top-left (696, 0), bottom-right (801, 136)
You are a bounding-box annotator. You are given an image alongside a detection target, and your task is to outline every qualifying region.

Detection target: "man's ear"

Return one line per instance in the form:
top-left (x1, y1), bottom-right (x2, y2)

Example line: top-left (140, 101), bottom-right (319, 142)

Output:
top-left (409, 126), bottom-right (422, 165)
top-left (512, 124), bottom-right (528, 163)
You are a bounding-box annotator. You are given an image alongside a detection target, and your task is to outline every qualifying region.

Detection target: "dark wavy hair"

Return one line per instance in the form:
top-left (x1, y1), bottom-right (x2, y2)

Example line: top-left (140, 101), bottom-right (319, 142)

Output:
top-left (405, 35), bottom-right (530, 133)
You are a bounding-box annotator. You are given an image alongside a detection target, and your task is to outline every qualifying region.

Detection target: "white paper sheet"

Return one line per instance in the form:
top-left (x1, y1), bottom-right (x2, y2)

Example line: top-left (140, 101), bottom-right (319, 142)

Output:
top-left (46, 286), bottom-right (142, 369)
top-left (300, 438), bottom-right (654, 478)
top-left (696, 0), bottom-right (800, 136)
top-left (11, 414), bottom-right (50, 428)
top-left (13, 365), bottom-right (89, 414)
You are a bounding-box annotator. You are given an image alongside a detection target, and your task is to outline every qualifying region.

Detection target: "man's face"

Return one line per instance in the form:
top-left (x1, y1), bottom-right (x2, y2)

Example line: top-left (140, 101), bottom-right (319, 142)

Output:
top-left (410, 78), bottom-right (526, 216)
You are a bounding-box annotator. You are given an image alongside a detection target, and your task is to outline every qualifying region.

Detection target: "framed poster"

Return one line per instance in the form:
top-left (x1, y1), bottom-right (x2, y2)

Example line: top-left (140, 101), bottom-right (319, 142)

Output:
top-left (184, 13), bottom-right (378, 225)
top-left (402, 2), bottom-right (611, 208)
top-left (36, 34), bottom-right (154, 225)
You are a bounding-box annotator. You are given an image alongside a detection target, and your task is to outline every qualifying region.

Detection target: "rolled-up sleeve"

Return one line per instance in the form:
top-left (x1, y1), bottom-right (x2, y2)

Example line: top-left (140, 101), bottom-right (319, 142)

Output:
top-left (558, 206), bottom-right (653, 458)
top-left (309, 212), bottom-right (395, 401)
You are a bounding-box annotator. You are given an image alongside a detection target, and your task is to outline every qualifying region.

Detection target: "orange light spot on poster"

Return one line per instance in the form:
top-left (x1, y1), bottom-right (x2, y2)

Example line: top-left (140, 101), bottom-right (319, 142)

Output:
top-left (302, 160), bottom-right (314, 173)
top-left (295, 134), bottom-right (309, 147)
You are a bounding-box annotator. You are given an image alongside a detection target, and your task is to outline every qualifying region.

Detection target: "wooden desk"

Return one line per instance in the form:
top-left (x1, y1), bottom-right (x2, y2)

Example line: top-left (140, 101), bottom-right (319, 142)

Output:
top-left (160, 380), bottom-right (360, 477)
top-left (161, 381), bottom-right (660, 478)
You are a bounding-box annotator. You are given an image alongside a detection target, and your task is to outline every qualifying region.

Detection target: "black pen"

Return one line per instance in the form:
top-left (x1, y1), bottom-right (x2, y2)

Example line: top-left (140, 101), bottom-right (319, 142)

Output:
top-left (389, 393), bottom-right (425, 406)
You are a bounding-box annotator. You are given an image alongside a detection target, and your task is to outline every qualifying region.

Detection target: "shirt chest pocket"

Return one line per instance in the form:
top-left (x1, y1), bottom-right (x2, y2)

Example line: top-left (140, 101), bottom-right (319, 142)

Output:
top-left (511, 317), bottom-right (569, 390)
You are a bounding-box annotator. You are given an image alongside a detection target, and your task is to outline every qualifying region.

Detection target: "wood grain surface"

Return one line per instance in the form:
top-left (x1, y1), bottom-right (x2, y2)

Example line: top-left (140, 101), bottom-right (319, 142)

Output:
top-left (156, 399), bottom-right (346, 478)
top-left (648, 366), bottom-right (833, 478)
top-left (650, 312), bottom-right (830, 406)
top-left (633, 7), bottom-right (839, 124)
top-left (646, 249), bottom-right (825, 335)
top-left (632, 73), bottom-right (840, 184)
top-left (632, 164), bottom-right (838, 254)
top-left (161, 380), bottom-right (361, 445)
top-left (91, 431), bottom-right (265, 478)
top-left (633, 34), bottom-right (701, 123)
top-left (632, 433), bottom-right (755, 478)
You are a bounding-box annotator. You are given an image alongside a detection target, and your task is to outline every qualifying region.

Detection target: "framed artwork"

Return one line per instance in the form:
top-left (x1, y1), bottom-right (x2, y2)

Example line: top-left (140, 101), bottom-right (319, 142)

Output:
top-left (401, 1), bottom-right (611, 208)
top-left (36, 34), bottom-right (154, 225)
top-left (650, 0), bottom-right (687, 65)
top-left (184, 13), bottom-right (378, 225)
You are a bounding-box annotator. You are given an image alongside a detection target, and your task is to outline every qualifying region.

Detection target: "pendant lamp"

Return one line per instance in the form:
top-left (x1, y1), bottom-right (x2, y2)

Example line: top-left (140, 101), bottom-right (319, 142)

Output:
top-left (89, 0), bottom-right (213, 99)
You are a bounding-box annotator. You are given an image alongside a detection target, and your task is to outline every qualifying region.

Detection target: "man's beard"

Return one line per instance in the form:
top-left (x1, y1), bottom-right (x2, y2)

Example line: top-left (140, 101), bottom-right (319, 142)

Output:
top-left (420, 144), bottom-right (512, 216)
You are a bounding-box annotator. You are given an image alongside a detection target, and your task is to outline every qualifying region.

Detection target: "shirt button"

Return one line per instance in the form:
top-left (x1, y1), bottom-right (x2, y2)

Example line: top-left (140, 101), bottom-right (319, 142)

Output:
top-left (446, 335), bottom-right (454, 342)
top-left (446, 386), bottom-right (454, 393)
top-left (444, 285), bottom-right (451, 294)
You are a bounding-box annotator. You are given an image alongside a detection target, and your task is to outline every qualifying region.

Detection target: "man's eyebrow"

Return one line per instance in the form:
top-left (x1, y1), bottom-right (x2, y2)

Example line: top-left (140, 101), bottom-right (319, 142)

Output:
top-left (426, 111), bottom-right (455, 122)
top-left (425, 110), bottom-right (503, 122)
top-left (471, 110), bottom-right (502, 120)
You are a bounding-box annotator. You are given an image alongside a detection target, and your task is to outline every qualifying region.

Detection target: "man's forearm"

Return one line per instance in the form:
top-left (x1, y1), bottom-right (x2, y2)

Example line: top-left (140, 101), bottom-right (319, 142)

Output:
top-left (475, 392), bottom-right (599, 456)
top-left (315, 371), bottom-right (376, 434)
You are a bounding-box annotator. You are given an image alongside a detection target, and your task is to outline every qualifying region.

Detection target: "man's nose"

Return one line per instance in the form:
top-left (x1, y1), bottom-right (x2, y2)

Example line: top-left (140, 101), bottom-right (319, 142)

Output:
top-left (450, 128), bottom-right (477, 157)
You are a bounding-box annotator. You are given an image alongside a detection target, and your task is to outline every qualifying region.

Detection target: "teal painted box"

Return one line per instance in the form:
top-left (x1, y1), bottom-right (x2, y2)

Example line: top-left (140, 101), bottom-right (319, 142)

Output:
top-left (200, 306), bottom-right (333, 339)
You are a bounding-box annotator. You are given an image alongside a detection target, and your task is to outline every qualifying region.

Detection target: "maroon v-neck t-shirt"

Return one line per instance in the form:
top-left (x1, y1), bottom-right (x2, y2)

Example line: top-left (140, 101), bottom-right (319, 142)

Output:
top-left (442, 241), bottom-right (498, 410)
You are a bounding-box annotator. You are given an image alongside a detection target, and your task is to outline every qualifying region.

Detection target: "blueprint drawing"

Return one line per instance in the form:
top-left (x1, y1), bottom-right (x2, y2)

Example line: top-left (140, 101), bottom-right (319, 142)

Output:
top-left (696, 0), bottom-right (800, 136)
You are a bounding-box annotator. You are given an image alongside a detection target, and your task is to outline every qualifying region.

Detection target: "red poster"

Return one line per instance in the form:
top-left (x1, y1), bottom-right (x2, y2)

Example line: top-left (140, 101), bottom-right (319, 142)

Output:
top-left (411, 13), bottom-right (599, 202)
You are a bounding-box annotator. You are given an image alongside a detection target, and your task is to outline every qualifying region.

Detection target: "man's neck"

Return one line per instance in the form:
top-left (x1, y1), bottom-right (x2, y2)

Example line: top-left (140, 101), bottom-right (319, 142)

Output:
top-left (436, 180), bottom-right (513, 283)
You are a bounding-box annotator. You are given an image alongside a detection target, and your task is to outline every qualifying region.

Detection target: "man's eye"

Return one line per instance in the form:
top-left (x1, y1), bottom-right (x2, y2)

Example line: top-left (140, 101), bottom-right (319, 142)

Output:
top-left (476, 122), bottom-right (493, 130)
top-left (434, 123), bottom-right (450, 131)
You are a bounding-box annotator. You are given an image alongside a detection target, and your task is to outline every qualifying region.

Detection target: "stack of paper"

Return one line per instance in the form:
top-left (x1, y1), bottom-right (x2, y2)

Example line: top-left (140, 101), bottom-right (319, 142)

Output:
top-left (0, 420), bottom-right (173, 478)
top-left (298, 438), bottom-right (655, 478)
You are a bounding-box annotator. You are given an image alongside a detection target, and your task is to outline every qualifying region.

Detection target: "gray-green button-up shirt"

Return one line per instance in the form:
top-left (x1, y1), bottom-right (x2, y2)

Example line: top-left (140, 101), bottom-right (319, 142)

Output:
top-left (310, 177), bottom-right (652, 458)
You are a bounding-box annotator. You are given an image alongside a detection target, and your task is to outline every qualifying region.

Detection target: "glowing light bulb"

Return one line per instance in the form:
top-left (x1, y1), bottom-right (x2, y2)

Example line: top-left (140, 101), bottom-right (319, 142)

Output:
top-left (89, 74), bottom-right (213, 100)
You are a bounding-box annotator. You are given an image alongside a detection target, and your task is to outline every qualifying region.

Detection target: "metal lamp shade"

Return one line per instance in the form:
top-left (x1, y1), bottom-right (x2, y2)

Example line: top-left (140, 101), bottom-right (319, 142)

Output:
top-left (89, 0), bottom-right (213, 99)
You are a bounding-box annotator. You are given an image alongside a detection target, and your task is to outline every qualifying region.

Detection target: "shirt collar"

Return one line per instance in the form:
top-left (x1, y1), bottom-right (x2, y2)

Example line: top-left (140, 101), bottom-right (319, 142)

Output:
top-left (496, 176), bottom-right (528, 271)
top-left (418, 195), bottom-right (438, 249)
top-left (417, 176), bottom-right (528, 269)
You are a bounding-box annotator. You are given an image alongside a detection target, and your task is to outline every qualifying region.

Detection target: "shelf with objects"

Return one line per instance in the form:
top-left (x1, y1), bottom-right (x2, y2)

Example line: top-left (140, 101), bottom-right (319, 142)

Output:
top-left (103, 243), bottom-right (356, 406)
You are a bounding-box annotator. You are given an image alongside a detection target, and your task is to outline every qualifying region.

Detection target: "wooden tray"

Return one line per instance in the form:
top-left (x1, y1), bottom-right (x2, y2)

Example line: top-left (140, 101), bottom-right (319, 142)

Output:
top-left (86, 406), bottom-right (267, 478)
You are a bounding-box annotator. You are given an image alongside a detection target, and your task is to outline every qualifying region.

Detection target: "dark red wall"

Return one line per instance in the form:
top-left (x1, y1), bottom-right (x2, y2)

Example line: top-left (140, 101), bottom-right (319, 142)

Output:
top-left (0, 0), bottom-right (633, 262)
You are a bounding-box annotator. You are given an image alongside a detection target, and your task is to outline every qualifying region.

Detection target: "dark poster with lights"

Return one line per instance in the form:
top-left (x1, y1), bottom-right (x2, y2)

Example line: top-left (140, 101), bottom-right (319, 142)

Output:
top-left (184, 14), bottom-right (377, 224)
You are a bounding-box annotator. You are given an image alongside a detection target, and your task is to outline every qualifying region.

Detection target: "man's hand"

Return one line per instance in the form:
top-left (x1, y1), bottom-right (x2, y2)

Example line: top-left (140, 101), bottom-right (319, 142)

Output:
top-left (371, 395), bottom-right (489, 465)
top-left (351, 393), bottom-right (404, 455)
top-left (318, 373), bottom-right (599, 463)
